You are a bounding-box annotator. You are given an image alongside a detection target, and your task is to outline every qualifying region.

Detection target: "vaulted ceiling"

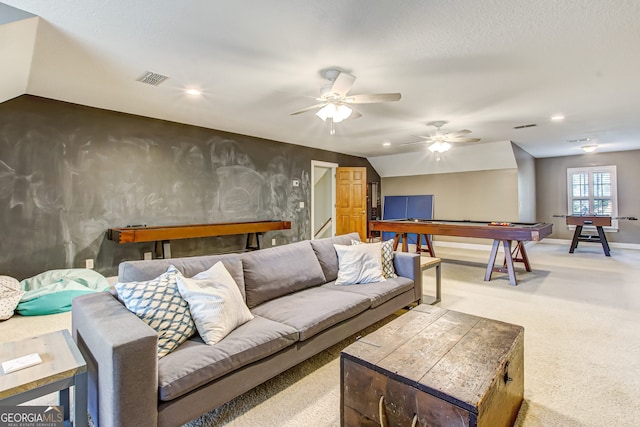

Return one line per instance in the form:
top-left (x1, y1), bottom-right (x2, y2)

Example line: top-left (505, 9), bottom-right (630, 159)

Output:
top-left (2, 1), bottom-right (640, 167)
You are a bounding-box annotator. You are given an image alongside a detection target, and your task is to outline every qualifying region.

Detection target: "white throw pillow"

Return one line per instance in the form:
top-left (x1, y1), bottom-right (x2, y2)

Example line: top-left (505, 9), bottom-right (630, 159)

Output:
top-left (351, 239), bottom-right (397, 279)
top-left (0, 276), bottom-right (24, 320)
top-left (176, 262), bottom-right (254, 346)
top-left (334, 242), bottom-right (386, 286)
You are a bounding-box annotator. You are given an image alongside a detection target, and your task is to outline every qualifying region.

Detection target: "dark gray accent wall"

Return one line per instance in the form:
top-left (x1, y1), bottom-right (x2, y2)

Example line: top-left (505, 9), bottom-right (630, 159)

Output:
top-left (0, 95), bottom-right (378, 279)
top-left (536, 150), bottom-right (640, 243)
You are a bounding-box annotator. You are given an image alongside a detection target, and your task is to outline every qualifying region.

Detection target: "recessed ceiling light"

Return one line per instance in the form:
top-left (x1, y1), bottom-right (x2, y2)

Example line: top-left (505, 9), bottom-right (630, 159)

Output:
top-left (186, 88), bottom-right (202, 96)
top-left (382, 142), bottom-right (391, 147)
top-left (551, 114), bottom-right (565, 121)
top-left (582, 144), bottom-right (598, 153)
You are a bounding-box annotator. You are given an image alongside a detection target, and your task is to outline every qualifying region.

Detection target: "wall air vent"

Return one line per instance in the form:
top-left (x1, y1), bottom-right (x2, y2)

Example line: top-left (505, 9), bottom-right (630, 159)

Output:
top-left (513, 124), bottom-right (537, 129)
top-left (136, 71), bottom-right (169, 86)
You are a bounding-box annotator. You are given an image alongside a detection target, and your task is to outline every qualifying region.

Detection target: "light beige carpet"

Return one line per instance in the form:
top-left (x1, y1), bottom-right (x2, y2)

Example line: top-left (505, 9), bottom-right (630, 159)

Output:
top-left (2, 242), bottom-right (639, 426)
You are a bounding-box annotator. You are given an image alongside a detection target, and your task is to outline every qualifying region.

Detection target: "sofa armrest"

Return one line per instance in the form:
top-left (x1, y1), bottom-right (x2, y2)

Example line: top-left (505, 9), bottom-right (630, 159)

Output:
top-left (72, 292), bottom-right (158, 427)
top-left (393, 252), bottom-right (423, 303)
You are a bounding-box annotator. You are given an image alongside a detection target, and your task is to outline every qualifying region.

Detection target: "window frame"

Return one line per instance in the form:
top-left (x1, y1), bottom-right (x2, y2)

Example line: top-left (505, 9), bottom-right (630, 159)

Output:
top-left (566, 165), bottom-right (618, 231)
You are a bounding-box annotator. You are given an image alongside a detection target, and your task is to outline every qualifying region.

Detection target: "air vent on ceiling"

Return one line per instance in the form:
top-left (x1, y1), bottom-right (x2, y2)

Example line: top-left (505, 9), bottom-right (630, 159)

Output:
top-left (513, 123), bottom-right (537, 129)
top-left (136, 71), bottom-right (169, 86)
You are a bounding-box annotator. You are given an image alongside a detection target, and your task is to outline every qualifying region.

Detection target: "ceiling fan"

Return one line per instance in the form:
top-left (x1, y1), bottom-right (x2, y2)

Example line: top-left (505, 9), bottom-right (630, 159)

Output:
top-left (403, 120), bottom-right (481, 158)
top-left (290, 68), bottom-right (401, 135)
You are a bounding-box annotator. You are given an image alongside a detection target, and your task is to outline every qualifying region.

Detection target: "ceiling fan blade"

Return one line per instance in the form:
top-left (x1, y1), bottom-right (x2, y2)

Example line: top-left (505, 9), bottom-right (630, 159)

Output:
top-left (447, 129), bottom-right (472, 137)
top-left (290, 103), bottom-right (327, 115)
top-left (350, 109), bottom-right (363, 120)
top-left (330, 72), bottom-right (356, 97)
top-left (446, 137), bottom-right (481, 143)
top-left (345, 93), bottom-right (402, 104)
top-left (409, 134), bottom-right (433, 141)
top-left (399, 140), bottom-right (428, 146)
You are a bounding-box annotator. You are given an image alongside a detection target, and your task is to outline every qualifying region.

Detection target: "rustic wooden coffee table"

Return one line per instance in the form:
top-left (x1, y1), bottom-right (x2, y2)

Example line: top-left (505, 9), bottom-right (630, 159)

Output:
top-left (0, 329), bottom-right (87, 427)
top-left (341, 305), bottom-right (524, 427)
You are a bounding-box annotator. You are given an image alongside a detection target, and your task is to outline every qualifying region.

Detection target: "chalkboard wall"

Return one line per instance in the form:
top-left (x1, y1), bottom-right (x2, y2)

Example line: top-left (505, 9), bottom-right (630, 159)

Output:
top-left (0, 95), bottom-right (379, 279)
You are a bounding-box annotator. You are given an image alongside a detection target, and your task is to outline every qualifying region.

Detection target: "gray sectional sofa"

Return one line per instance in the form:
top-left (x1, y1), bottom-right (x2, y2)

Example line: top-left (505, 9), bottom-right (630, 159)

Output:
top-left (72, 232), bottom-right (422, 427)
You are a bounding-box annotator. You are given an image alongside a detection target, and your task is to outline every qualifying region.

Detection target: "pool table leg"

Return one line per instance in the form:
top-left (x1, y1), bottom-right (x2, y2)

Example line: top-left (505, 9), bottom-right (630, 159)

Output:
top-left (502, 240), bottom-right (517, 286)
top-left (503, 241), bottom-right (531, 272)
top-left (485, 240), bottom-right (500, 282)
top-left (486, 239), bottom-right (518, 286)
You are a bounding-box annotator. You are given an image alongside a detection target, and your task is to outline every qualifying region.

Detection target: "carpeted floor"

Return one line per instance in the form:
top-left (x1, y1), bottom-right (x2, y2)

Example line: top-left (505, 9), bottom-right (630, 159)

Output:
top-left (2, 242), bottom-right (639, 426)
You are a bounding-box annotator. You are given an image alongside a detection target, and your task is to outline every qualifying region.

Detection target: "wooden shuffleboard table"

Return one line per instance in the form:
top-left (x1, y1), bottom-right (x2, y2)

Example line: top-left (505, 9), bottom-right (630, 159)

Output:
top-left (108, 220), bottom-right (291, 258)
top-left (369, 219), bottom-right (553, 286)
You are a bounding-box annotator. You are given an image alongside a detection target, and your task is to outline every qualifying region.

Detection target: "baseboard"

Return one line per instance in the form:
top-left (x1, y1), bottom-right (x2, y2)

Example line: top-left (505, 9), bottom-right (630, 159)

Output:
top-left (423, 238), bottom-right (640, 252)
top-left (538, 238), bottom-right (640, 251)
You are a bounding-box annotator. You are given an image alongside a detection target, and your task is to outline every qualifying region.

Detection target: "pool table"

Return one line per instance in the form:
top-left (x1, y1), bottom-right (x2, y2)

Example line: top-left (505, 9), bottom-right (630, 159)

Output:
top-left (369, 219), bottom-right (553, 286)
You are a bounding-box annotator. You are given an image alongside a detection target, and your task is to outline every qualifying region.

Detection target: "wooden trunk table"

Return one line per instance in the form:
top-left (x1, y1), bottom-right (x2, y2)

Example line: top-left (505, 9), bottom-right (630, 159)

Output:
top-left (341, 305), bottom-right (524, 427)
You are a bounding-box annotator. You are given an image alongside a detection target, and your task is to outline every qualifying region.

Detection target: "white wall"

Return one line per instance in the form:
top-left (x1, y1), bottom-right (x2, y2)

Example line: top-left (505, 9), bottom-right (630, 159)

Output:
top-left (0, 8), bottom-right (38, 103)
top-left (368, 140), bottom-right (518, 178)
top-left (512, 142), bottom-right (537, 222)
top-left (382, 168), bottom-right (520, 244)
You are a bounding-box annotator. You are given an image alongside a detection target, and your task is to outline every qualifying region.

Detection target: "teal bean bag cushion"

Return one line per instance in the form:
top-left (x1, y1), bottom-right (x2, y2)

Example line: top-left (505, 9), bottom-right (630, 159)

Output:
top-left (17, 269), bottom-right (110, 316)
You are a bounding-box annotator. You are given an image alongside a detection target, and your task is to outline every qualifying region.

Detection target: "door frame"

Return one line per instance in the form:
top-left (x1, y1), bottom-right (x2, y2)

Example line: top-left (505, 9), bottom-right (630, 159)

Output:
top-left (311, 160), bottom-right (338, 240)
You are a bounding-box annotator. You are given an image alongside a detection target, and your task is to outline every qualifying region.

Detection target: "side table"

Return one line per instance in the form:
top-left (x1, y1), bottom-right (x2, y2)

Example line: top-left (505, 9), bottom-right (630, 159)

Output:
top-left (420, 255), bottom-right (441, 305)
top-left (0, 329), bottom-right (87, 427)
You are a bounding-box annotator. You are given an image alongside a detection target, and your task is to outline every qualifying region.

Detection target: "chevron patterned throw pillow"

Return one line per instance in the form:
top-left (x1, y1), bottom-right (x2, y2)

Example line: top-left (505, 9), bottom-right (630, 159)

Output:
top-left (115, 265), bottom-right (196, 358)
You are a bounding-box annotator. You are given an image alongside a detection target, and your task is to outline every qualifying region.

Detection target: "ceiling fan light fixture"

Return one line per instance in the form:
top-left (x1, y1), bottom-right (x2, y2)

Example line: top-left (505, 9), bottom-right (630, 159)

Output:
top-left (316, 103), bottom-right (352, 123)
top-left (336, 104), bottom-right (352, 121)
top-left (428, 141), bottom-right (451, 153)
top-left (316, 103), bottom-right (335, 121)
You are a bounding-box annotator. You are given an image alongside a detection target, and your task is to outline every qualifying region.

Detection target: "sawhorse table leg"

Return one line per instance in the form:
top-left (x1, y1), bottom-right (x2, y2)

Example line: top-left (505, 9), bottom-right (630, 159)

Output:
top-left (416, 234), bottom-right (436, 257)
top-left (485, 239), bottom-right (527, 286)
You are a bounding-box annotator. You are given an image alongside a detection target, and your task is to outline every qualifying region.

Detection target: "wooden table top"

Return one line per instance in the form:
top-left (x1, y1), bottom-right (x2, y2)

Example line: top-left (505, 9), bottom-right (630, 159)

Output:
top-left (370, 219), bottom-right (552, 241)
top-left (0, 330), bottom-right (86, 400)
top-left (107, 219), bottom-right (292, 243)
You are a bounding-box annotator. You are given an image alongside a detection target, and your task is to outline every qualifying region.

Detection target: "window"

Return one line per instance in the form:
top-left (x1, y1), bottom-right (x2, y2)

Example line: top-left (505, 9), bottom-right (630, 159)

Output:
top-left (567, 165), bottom-right (618, 230)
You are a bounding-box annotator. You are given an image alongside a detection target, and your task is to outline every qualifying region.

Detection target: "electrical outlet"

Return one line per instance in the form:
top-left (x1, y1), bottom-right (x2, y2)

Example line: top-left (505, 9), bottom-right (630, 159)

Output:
top-left (299, 201), bottom-right (304, 208)
top-left (271, 238), bottom-right (276, 246)
top-left (85, 259), bottom-right (94, 269)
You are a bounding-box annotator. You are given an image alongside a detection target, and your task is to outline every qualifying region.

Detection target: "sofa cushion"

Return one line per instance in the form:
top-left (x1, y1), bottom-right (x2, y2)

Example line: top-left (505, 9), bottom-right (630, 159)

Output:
top-left (119, 253), bottom-right (246, 298)
top-left (310, 232), bottom-right (361, 283)
top-left (176, 262), bottom-right (254, 346)
top-left (334, 242), bottom-right (385, 285)
top-left (242, 241), bottom-right (326, 308)
top-left (114, 265), bottom-right (196, 358)
top-left (157, 315), bottom-right (298, 401)
top-left (322, 276), bottom-right (414, 308)
top-left (251, 287), bottom-right (370, 341)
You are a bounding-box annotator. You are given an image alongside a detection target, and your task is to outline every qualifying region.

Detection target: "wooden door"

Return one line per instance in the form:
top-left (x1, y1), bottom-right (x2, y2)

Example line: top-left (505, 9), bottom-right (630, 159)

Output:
top-left (336, 167), bottom-right (367, 240)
